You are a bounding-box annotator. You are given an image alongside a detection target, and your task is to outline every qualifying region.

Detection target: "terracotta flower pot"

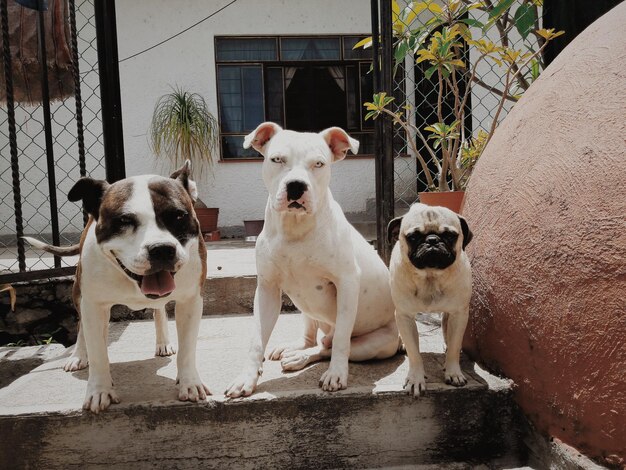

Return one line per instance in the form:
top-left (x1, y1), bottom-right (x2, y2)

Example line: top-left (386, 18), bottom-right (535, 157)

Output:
top-left (194, 207), bottom-right (219, 233)
top-left (418, 191), bottom-right (465, 214)
top-left (243, 219), bottom-right (264, 237)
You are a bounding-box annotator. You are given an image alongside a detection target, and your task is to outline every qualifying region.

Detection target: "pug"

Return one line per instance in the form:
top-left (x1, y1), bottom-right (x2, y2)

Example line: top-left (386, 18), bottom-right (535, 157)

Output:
top-left (387, 203), bottom-right (473, 396)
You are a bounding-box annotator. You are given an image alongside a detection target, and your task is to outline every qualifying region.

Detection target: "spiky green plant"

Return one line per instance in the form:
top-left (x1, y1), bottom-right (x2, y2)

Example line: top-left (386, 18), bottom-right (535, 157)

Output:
top-left (149, 87), bottom-right (219, 174)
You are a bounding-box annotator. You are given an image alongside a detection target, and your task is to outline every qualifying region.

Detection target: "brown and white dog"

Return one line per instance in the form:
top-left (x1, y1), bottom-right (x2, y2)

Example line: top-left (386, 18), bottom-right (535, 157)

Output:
top-left (24, 162), bottom-right (209, 413)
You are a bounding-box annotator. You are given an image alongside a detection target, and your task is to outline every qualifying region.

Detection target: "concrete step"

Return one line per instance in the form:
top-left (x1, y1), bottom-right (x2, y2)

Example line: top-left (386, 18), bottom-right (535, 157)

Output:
top-left (0, 314), bottom-right (527, 469)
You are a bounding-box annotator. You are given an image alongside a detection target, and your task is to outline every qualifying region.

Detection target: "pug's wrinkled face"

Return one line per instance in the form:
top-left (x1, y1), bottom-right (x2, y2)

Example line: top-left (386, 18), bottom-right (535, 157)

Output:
top-left (388, 203), bottom-right (472, 270)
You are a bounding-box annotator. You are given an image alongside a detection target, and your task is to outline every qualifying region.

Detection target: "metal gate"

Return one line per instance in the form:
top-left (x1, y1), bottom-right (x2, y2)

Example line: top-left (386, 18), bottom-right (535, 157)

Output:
top-left (0, 0), bottom-right (124, 283)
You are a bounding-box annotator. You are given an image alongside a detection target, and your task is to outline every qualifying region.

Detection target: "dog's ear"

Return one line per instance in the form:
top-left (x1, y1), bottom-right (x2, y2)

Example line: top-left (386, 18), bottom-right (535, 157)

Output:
top-left (387, 216), bottom-right (403, 245)
top-left (319, 127), bottom-right (359, 162)
top-left (170, 159), bottom-right (198, 202)
top-left (68, 177), bottom-right (109, 219)
top-left (243, 122), bottom-right (282, 155)
top-left (458, 215), bottom-right (473, 249)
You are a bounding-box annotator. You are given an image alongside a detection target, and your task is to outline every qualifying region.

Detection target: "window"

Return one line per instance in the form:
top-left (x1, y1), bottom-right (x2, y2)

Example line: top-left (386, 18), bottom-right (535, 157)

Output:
top-left (215, 35), bottom-right (374, 159)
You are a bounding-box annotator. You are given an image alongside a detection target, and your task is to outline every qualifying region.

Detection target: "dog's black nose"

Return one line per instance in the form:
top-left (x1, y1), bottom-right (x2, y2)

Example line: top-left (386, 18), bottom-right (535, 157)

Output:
top-left (425, 234), bottom-right (440, 246)
top-left (286, 181), bottom-right (307, 201)
top-left (147, 243), bottom-right (177, 262)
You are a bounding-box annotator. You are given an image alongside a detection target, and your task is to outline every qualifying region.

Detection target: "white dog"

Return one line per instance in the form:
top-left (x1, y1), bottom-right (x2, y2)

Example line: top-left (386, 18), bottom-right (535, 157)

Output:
top-left (25, 162), bottom-right (209, 412)
top-left (387, 203), bottom-right (473, 396)
top-left (225, 123), bottom-right (399, 397)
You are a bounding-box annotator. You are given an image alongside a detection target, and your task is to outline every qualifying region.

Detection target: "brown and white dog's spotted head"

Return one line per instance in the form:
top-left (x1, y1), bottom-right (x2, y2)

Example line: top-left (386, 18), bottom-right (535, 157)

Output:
top-left (69, 161), bottom-right (200, 299)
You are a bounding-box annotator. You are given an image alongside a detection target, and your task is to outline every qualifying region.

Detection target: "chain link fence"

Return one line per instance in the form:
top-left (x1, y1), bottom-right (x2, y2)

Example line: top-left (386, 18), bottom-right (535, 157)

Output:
top-left (388, 0), bottom-right (549, 210)
top-left (0, 0), bottom-right (105, 280)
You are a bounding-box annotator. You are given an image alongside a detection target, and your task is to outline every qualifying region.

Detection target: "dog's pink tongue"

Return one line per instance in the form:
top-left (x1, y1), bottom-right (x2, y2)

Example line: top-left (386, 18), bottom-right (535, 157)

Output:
top-left (140, 271), bottom-right (175, 296)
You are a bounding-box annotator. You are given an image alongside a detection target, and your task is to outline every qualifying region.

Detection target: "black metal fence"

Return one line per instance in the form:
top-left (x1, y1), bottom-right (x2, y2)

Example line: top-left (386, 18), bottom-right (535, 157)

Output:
top-left (0, 0), bottom-right (123, 283)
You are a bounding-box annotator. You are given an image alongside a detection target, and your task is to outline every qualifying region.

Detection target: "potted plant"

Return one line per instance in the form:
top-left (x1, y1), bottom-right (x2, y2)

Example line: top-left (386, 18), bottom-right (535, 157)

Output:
top-left (149, 86), bottom-right (220, 233)
top-left (243, 219), bottom-right (265, 241)
top-left (358, 0), bottom-right (563, 212)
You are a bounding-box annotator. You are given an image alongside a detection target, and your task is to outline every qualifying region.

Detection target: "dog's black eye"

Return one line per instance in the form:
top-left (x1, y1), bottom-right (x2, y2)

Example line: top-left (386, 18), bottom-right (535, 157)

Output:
top-left (405, 231), bottom-right (424, 243)
top-left (440, 230), bottom-right (459, 244)
top-left (165, 209), bottom-right (188, 221)
top-left (271, 156), bottom-right (284, 164)
top-left (117, 214), bottom-right (136, 227)
top-left (314, 161), bottom-right (325, 168)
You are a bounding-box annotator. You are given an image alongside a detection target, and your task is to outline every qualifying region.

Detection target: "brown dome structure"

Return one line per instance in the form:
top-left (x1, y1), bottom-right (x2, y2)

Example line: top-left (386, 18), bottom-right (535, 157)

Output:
top-left (461, 3), bottom-right (626, 465)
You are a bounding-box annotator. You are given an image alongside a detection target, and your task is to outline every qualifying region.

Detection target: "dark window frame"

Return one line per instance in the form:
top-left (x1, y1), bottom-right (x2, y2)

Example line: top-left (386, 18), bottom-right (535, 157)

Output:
top-left (215, 34), bottom-right (375, 161)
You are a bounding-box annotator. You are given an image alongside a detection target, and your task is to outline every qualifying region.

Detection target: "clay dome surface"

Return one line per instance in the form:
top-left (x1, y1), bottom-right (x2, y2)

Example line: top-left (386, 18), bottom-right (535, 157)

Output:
top-left (461, 3), bottom-right (626, 465)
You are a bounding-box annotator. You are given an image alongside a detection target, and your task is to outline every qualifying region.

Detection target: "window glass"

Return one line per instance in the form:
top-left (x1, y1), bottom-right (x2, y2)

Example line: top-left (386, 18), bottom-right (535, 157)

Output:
top-left (343, 36), bottom-right (373, 60)
top-left (351, 132), bottom-right (375, 155)
top-left (217, 65), bottom-right (264, 133)
top-left (280, 37), bottom-right (341, 60)
top-left (360, 63), bottom-right (374, 129)
top-left (265, 67), bottom-right (284, 126)
top-left (216, 37), bottom-right (277, 61)
top-left (285, 66), bottom-right (346, 131)
top-left (221, 135), bottom-right (260, 159)
top-left (216, 36), bottom-right (373, 159)
top-left (346, 65), bottom-right (358, 130)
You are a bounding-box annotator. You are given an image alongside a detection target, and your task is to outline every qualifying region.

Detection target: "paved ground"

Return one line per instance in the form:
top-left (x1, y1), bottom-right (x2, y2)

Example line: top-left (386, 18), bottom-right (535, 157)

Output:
top-left (0, 313), bottom-right (508, 415)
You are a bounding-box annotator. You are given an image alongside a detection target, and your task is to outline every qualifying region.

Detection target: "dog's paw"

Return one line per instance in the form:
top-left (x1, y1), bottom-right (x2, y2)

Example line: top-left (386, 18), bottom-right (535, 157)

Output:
top-left (280, 349), bottom-right (312, 371)
top-left (177, 374), bottom-right (210, 402)
top-left (224, 371), bottom-right (259, 398)
top-left (83, 383), bottom-right (119, 414)
top-left (319, 363), bottom-right (348, 392)
top-left (155, 342), bottom-right (176, 356)
top-left (64, 354), bottom-right (88, 372)
top-left (404, 368), bottom-right (426, 397)
top-left (444, 362), bottom-right (467, 387)
top-left (268, 340), bottom-right (308, 361)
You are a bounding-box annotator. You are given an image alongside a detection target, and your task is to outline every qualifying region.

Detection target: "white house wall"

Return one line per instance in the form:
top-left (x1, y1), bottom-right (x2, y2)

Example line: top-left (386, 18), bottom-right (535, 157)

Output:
top-left (116, 0), bottom-right (381, 233)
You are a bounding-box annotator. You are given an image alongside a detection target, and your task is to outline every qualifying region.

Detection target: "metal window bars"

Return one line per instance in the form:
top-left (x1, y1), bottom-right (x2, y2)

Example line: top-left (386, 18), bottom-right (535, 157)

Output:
top-left (0, 0), bottom-right (109, 283)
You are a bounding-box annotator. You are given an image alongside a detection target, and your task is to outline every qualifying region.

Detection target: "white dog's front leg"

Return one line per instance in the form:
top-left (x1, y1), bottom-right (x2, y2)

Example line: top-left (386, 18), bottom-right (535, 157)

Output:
top-left (64, 321), bottom-right (88, 372)
top-left (225, 280), bottom-right (281, 397)
top-left (320, 276), bottom-right (360, 392)
top-left (175, 295), bottom-right (210, 402)
top-left (396, 310), bottom-right (426, 397)
top-left (80, 300), bottom-right (119, 413)
top-left (443, 308), bottom-right (469, 387)
top-left (154, 307), bottom-right (176, 356)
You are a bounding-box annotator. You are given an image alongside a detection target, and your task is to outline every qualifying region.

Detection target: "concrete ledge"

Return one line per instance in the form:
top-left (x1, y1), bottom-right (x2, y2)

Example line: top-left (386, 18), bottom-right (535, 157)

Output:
top-left (0, 315), bottom-right (525, 468)
top-left (525, 427), bottom-right (609, 469)
top-left (1, 387), bottom-right (524, 469)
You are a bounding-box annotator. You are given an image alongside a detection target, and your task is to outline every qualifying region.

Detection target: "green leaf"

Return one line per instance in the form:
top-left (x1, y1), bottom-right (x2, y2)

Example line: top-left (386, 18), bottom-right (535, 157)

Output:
top-left (395, 41), bottom-right (409, 63)
top-left (458, 18), bottom-right (484, 28)
top-left (488, 0), bottom-right (515, 19)
top-left (530, 58), bottom-right (540, 81)
top-left (513, 3), bottom-right (535, 40)
top-left (364, 111), bottom-right (378, 121)
top-left (424, 64), bottom-right (438, 80)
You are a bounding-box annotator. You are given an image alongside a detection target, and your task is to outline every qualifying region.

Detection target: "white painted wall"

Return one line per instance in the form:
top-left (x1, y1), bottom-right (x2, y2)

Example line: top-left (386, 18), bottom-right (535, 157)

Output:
top-left (116, 0), bottom-right (380, 231)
